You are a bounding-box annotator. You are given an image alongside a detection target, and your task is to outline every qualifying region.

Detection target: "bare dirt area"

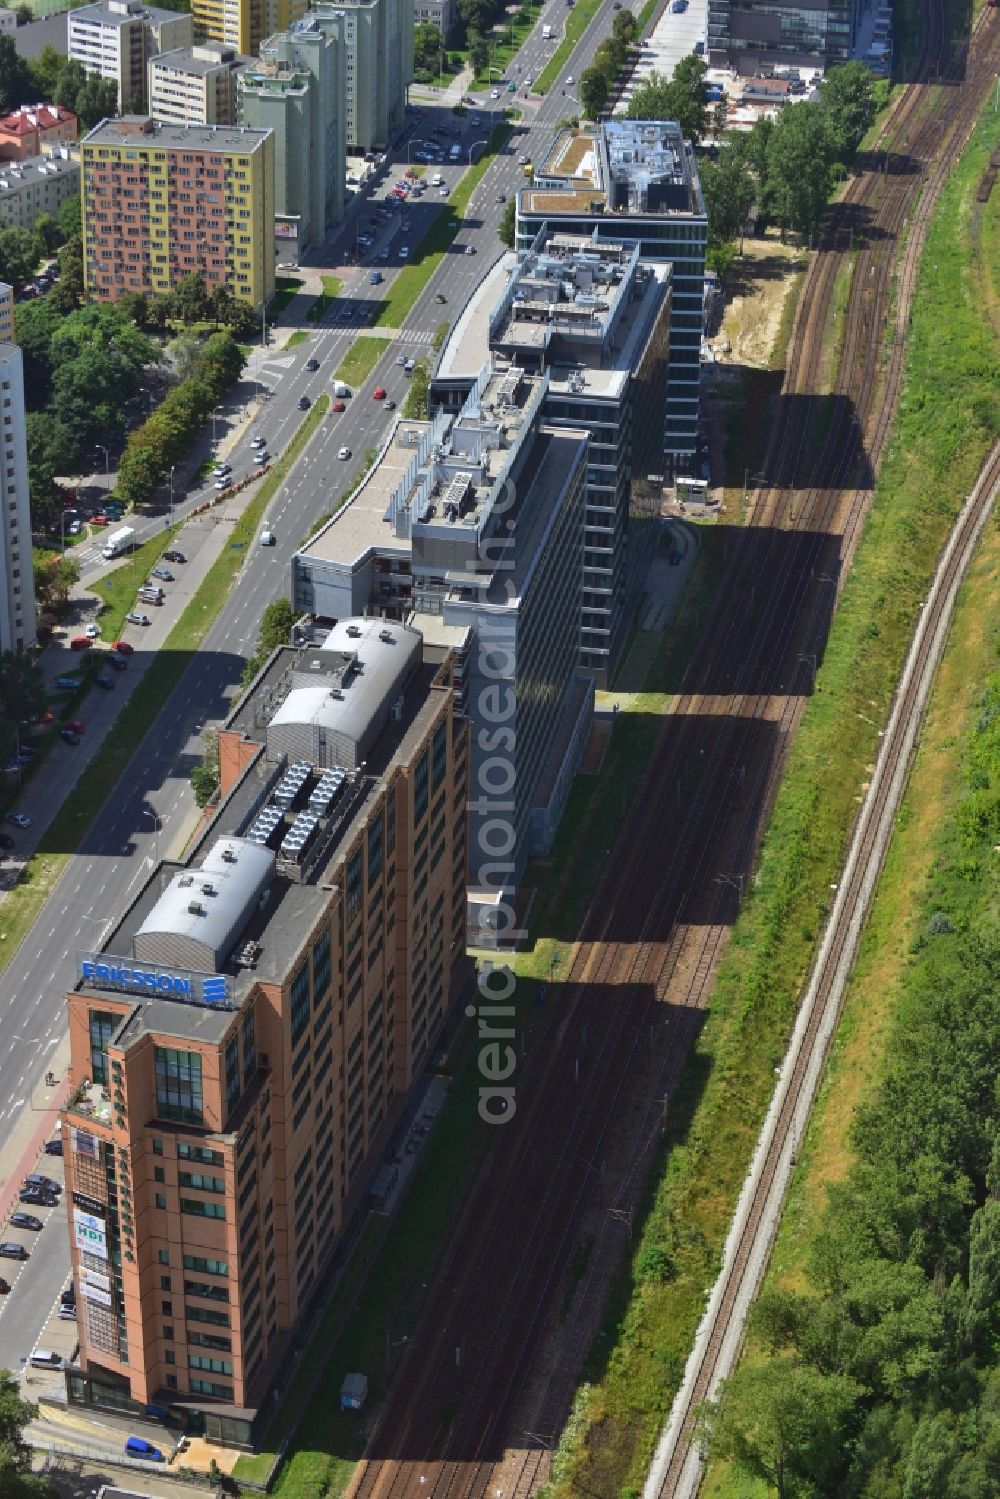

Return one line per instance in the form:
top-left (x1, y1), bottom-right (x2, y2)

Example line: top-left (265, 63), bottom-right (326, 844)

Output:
top-left (707, 234), bottom-right (809, 368)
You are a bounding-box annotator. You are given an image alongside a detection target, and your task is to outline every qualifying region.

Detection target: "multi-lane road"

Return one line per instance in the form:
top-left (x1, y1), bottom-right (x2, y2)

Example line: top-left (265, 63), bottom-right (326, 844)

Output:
top-left (0, 0), bottom-right (644, 1372)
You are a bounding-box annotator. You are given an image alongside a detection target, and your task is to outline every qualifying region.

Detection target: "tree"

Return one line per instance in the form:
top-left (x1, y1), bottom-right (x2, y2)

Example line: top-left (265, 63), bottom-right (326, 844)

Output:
top-left (33, 551), bottom-right (79, 613)
top-left (819, 61), bottom-right (876, 161)
top-left (498, 197), bottom-right (516, 248)
top-left (580, 66), bottom-right (609, 120)
top-left (190, 731), bottom-right (220, 807)
top-left (172, 271), bottom-right (209, 324)
top-left (0, 33), bottom-right (35, 114)
top-left (612, 7), bottom-right (637, 46)
top-left (55, 231), bottom-right (84, 308)
top-left (72, 71), bottom-right (119, 130)
top-left (58, 193), bottom-right (82, 242)
top-left (414, 21), bottom-right (445, 70)
top-left (0, 227), bottom-right (39, 292)
top-left (593, 36), bottom-right (625, 89)
top-left (468, 29), bottom-right (489, 76)
top-left (27, 43), bottom-right (64, 100)
top-left (26, 412), bottom-right (79, 528)
top-left (15, 4), bottom-right (33, 23)
top-left (627, 58), bottom-right (708, 144)
top-left (765, 102), bottom-right (837, 240)
top-left (696, 1357), bottom-right (861, 1498)
top-left (700, 144), bottom-right (756, 243)
top-left (32, 213), bottom-right (61, 259)
top-left (0, 656), bottom-right (46, 759)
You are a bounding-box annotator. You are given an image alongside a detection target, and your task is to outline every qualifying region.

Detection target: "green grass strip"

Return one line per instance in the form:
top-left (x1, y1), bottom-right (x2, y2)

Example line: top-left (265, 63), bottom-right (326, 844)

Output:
top-left (91, 525), bottom-right (182, 643)
top-left (374, 124), bottom-right (512, 331)
top-left (0, 396), bottom-right (329, 975)
top-left (534, 0), bottom-right (606, 94)
top-left (541, 94), bottom-right (1000, 1499)
top-left (306, 274), bottom-right (343, 325)
top-left (334, 337), bottom-right (387, 389)
top-left (284, 330), bottom-right (311, 349)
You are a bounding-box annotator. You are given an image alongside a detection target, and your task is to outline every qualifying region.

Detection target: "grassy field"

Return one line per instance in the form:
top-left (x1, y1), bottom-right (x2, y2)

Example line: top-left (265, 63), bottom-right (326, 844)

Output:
top-left (284, 330), bottom-right (311, 349)
top-left (334, 337), bottom-right (386, 389)
top-left (0, 397), bottom-right (329, 978)
top-left (537, 92), bottom-right (1000, 1499)
top-left (91, 527), bottom-right (181, 642)
top-left (306, 274), bottom-right (342, 325)
top-left (534, 0), bottom-right (606, 93)
top-left (374, 124), bottom-right (512, 330)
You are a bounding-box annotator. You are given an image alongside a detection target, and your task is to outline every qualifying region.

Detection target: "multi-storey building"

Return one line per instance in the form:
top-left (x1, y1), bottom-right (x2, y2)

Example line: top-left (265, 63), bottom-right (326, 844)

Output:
top-left (517, 119), bottom-right (707, 477)
top-left (708, 0), bottom-right (857, 72)
top-left (412, 0), bottom-right (456, 41)
top-left (69, 1), bottom-right (194, 111)
top-left (0, 282), bottom-right (14, 342)
top-left (238, 19), bottom-right (345, 253)
top-left (191, 0), bottom-right (306, 64)
top-left (432, 230), bottom-right (671, 686)
top-left (81, 117), bottom-right (275, 309)
top-left (0, 103), bottom-right (77, 162)
top-left (292, 366), bottom-right (592, 933)
top-left (0, 150), bottom-right (80, 233)
top-left (311, 0), bottom-right (412, 153)
top-left (148, 44), bottom-right (245, 126)
top-left (59, 618), bottom-right (469, 1442)
top-left (0, 344), bottom-right (35, 653)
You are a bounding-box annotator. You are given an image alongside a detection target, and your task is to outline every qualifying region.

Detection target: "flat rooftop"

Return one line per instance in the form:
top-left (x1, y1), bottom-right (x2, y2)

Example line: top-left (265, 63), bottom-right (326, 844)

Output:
top-left (82, 116), bottom-right (271, 154)
top-left (151, 44), bottom-right (244, 75)
top-left (76, 641), bottom-right (446, 1038)
top-left (529, 119), bottom-right (705, 221)
top-left (0, 152), bottom-right (78, 192)
top-left (71, 1), bottom-right (186, 27)
top-left (299, 418), bottom-right (432, 568)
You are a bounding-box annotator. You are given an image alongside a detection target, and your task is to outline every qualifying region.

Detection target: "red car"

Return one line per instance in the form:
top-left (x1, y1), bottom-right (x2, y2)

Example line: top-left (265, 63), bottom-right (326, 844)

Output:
top-left (35, 711), bottom-right (54, 725)
top-left (68, 720), bottom-right (86, 734)
top-left (90, 514), bottom-right (108, 526)
top-left (111, 640), bottom-right (134, 655)
top-left (69, 636), bottom-right (92, 650)
top-left (331, 400), bottom-right (346, 413)
top-left (373, 387), bottom-right (387, 400)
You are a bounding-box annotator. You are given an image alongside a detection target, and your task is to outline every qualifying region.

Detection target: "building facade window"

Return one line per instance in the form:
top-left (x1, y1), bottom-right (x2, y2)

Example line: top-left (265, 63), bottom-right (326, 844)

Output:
top-left (89, 1011), bottom-right (117, 1086)
top-left (155, 1048), bottom-right (203, 1124)
top-left (290, 964), bottom-right (310, 1045)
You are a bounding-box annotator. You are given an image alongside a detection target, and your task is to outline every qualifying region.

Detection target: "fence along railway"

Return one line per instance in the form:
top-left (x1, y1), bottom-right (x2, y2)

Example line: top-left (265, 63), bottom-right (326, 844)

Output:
top-left (344, 5), bottom-right (1000, 1499)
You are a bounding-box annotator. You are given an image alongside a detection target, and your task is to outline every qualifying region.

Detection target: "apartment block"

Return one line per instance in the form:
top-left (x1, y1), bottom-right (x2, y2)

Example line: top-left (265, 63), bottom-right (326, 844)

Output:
top-left (311, 0), bottom-right (412, 152)
top-left (0, 282), bottom-right (13, 343)
top-left (413, 0), bottom-right (456, 41)
top-left (238, 19), bottom-right (346, 253)
top-left (69, 1), bottom-right (194, 111)
top-left (292, 367), bottom-right (592, 933)
top-left (0, 103), bottom-right (78, 162)
top-left (517, 119), bottom-right (707, 477)
top-left (59, 619), bottom-right (469, 1442)
top-left (191, 0), bottom-right (306, 62)
top-left (432, 230), bottom-right (671, 686)
top-left (148, 45), bottom-right (245, 126)
top-left (0, 150), bottom-right (80, 233)
top-left (708, 0), bottom-right (858, 71)
top-left (81, 117), bottom-right (275, 309)
top-left (0, 344), bottom-right (35, 653)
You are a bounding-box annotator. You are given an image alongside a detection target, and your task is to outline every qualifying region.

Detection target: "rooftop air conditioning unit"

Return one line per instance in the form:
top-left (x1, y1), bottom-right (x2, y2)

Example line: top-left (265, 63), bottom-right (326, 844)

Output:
top-left (179, 874), bottom-right (193, 887)
top-left (379, 629), bottom-right (393, 642)
top-left (346, 624), bottom-right (362, 637)
top-left (201, 883), bottom-right (215, 895)
top-left (187, 901), bottom-right (204, 915)
top-left (221, 848), bottom-right (236, 862)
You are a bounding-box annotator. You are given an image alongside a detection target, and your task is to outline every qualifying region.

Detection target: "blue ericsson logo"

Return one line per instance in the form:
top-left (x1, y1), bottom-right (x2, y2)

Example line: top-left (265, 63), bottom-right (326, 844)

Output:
top-left (79, 959), bottom-right (229, 1006)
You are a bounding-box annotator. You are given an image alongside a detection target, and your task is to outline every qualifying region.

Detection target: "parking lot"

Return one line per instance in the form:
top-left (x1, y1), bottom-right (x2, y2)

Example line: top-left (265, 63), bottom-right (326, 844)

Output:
top-left (0, 1134), bottom-right (75, 1383)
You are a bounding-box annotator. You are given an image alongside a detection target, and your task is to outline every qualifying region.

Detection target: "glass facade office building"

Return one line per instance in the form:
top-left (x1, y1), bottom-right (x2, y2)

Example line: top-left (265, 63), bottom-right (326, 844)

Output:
top-left (707, 0), bottom-right (857, 69)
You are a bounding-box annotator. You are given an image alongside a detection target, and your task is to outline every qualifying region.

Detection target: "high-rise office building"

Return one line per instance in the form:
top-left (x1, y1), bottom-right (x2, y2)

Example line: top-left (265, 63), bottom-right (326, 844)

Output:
top-left (81, 117), bottom-right (275, 309)
top-left (311, 0), bottom-right (412, 152)
top-left (238, 19), bottom-right (346, 253)
top-left (433, 230), bottom-right (672, 686)
top-left (707, 0), bottom-right (857, 71)
top-left (69, 1), bottom-right (194, 111)
top-left (517, 119), bottom-right (707, 478)
top-left (59, 619), bottom-right (469, 1442)
top-left (0, 344), bottom-right (35, 653)
top-left (148, 44), bottom-right (245, 126)
top-left (191, 0), bottom-right (306, 65)
top-left (291, 366), bottom-right (592, 931)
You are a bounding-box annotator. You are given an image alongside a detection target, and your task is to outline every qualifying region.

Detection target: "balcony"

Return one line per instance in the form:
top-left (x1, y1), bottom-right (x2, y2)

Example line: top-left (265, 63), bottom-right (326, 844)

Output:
top-left (64, 1077), bottom-right (113, 1127)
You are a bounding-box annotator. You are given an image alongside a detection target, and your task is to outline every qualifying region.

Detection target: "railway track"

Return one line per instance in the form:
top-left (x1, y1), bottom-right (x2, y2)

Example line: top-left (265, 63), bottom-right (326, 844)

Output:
top-left (344, 8), bottom-right (1000, 1499)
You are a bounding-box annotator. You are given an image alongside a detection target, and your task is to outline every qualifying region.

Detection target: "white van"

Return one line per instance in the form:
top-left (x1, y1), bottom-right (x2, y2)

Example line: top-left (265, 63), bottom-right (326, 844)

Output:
top-left (432, 172), bottom-right (444, 186)
top-left (260, 530), bottom-right (276, 547)
top-left (449, 144), bottom-right (461, 161)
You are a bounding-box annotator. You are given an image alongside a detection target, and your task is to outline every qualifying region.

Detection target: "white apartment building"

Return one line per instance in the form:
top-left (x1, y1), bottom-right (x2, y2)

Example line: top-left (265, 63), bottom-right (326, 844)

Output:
top-left (0, 345), bottom-right (35, 654)
top-left (68, 0), bottom-right (193, 111)
top-left (148, 43), bottom-right (243, 125)
top-left (0, 9), bottom-right (16, 33)
top-left (0, 151), bottom-right (80, 234)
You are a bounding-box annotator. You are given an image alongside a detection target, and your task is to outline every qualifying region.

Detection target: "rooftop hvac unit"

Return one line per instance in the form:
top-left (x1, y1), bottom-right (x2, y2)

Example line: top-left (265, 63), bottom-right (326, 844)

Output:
top-left (330, 687), bottom-right (344, 699)
top-left (221, 848), bottom-right (236, 862)
top-left (201, 883), bottom-right (215, 895)
top-left (188, 901), bottom-right (204, 915)
top-left (346, 624), bottom-right (362, 637)
top-left (179, 874), bottom-right (193, 887)
top-left (379, 629), bottom-right (394, 642)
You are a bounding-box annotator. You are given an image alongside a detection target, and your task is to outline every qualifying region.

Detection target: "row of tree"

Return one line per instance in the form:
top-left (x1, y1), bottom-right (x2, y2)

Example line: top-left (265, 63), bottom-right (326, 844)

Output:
top-left (116, 330), bottom-right (245, 508)
top-left (112, 271), bottom-right (262, 341)
top-left (0, 35), bottom-right (118, 127)
top-left (698, 669), bottom-right (1000, 1495)
top-left (578, 8), bottom-right (639, 119)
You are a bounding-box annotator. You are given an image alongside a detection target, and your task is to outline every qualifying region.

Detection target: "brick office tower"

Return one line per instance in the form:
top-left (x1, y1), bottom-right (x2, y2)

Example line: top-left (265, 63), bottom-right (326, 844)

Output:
top-left (59, 620), bottom-right (469, 1445)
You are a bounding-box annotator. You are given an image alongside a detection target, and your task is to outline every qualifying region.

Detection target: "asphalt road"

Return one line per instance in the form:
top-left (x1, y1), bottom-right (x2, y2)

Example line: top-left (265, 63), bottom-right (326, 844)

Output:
top-left (0, 0), bottom-right (642, 1371)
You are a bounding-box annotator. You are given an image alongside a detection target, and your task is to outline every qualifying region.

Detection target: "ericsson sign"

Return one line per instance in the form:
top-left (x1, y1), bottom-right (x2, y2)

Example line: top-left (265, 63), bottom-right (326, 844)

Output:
top-left (77, 953), bottom-right (233, 1008)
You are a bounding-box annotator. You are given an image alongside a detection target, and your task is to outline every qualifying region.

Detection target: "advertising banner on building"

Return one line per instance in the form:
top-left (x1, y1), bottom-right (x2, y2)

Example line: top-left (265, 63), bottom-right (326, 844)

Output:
top-left (81, 1282), bottom-right (113, 1308)
top-left (73, 1208), bottom-right (108, 1261)
top-left (80, 1266), bottom-right (110, 1293)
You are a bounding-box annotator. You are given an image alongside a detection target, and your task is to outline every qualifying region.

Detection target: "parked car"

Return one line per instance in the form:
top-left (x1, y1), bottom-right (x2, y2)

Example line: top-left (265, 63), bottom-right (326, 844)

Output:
top-left (44, 1138), bottom-right (63, 1156)
top-left (163, 550), bottom-right (186, 564)
top-left (60, 1286), bottom-right (75, 1305)
top-left (125, 1438), bottom-right (164, 1462)
top-left (111, 640), bottom-right (134, 655)
top-left (5, 812), bottom-right (30, 828)
top-left (10, 1213), bottom-right (42, 1231)
top-left (55, 674), bottom-right (80, 689)
top-left (60, 729), bottom-right (80, 745)
top-left (125, 612), bottom-right (151, 627)
top-left (58, 1306), bottom-right (77, 1320)
top-left (85, 622), bottom-right (100, 639)
top-left (0, 1243), bottom-right (28, 1260)
top-left (25, 1175), bottom-right (60, 1193)
top-left (69, 637), bottom-right (92, 650)
top-left (95, 675), bottom-right (115, 690)
top-left (67, 722), bottom-right (85, 736)
top-left (0, 1278), bottom-right (10, 1293)
top-left (150, 566), bottom-right (174, 582)
top-left (19, 1189), bottom-right (57, 1207)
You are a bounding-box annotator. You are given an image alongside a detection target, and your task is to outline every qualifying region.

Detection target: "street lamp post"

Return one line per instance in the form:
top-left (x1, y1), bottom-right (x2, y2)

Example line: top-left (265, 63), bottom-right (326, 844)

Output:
top-left (407, 139), bottom-right (426, 163)
top-left (142, 807), bottom-right (161, 866)
top-left (96, 444), bottom-right (110, 481)
top-left (169, 464), bottom-right (175, 528)
top-left (468, 138), bottom-right (489, 164)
